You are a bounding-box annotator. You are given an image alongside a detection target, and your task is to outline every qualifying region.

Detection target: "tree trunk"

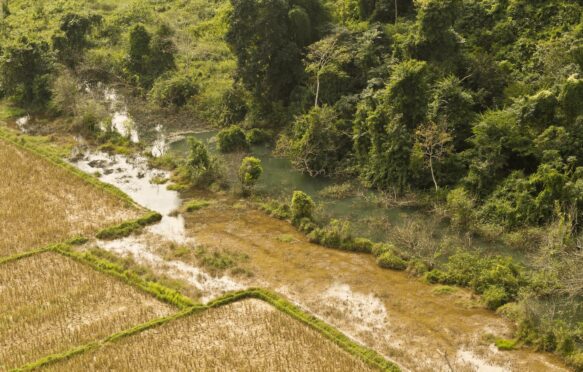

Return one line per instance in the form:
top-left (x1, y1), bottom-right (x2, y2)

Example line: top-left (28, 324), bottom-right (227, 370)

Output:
top-left (429, 156), bottom-right (438, 191)
top-left (394, 0), bottom-right (398, 24)
top-left (314, 75), bottom-right (320, 107)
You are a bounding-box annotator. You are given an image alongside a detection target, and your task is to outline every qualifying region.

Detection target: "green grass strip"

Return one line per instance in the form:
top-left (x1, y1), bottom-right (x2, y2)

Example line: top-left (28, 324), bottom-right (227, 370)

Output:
top-left (0, 126), bottom-right (138, 208)
top-left (54, 245), bottom-right (195, 309)
top-left (95, 212), bottom-right (162, 240)
top-left (249, 289), bottom-right (400, 372)
top-left (13, 305), bottom-right (205, 371)
top-left (0, 246), bottom-right (56, 266)
top-left (16, 289), bottom-right (400, 372)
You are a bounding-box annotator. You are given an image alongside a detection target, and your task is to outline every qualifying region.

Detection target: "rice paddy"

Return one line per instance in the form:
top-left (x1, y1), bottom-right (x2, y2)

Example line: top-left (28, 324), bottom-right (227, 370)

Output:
top-left (45, 299), bottom-right (376, 371)
top-left (0, 138), bottom-right (140, 257)
top-left (0, 252), bottom-right (174, 370)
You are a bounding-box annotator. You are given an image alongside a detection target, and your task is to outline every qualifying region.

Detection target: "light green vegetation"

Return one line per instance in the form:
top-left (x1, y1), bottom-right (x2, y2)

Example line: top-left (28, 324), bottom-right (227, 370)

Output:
top-left (182, 199), bottom-right (212, 212)
top-left (95, 212), bottom-right (162, 240)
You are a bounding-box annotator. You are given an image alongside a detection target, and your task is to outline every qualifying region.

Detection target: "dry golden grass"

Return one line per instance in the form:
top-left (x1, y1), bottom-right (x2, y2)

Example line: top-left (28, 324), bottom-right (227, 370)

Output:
top-left (0, 139), bottom-right (140, 257)
top-left (48, 299), bottom-right (375, 371)
top-left (0, 252), bottom-right (174, 370)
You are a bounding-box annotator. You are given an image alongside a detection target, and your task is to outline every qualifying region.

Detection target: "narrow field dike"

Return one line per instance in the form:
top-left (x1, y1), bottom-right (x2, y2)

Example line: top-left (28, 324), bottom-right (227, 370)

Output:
top-left (0, 137), bottom-right (142, 258)
top-left (43, 299), bottom-right (380, 371)
top-left (0, 252), bottom-right (176, 370)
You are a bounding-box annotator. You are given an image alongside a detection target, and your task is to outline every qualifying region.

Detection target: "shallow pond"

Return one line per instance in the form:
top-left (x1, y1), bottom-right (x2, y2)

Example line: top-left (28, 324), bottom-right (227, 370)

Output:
top-left (167, 132), bottom-right (519, 262)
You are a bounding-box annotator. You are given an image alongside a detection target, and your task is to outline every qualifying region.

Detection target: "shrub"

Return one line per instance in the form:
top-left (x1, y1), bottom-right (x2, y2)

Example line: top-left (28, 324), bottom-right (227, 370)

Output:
top-left (425, 269), bottom-right (448, 284)
top-left (246, 128), bottom-right (272, 145)
top-left (424, 252), bottom-right (523, 309)
top-left (239, 156), bottom-right (263, 192)
top-left (407, 259), bottom-right (430, 276)
top-left (371, 243), bottom-right (396, 257)
top-left (350, 237), bottom-right (374, 253)
top-left (218, 86), bottom-right (248, 126)
top-left (149, 73), bottom-right (199, 108)
top-left (446, 187), bottom-right (475, 229)
top-left (260, 200), bottom-right (291, 220)
top-left (184, 138), bottom-right (220, 187)
top-left (217, 126), bottom-right (249, 153)
top-left (376, 251), bottom-right (407, 271)
top-left (298, 217), bottom-right (318, 233)
top-left (568, 352), bottom-right (583, 371)
top-left (308, 220), bottom-right (352, 248)
top-left (483, 285), bottom-right (509, 310)
top-left (291, 191), bottom-right (315, 223)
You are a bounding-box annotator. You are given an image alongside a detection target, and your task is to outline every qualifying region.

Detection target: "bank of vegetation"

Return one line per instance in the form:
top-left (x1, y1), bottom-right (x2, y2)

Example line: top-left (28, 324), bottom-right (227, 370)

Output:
top-left (1, 0), bottom-right (583, 368)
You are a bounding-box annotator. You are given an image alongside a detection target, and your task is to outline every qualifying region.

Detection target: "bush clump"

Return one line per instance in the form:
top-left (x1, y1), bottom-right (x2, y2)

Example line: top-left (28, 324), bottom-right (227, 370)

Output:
top-left (246, 128), bottom-right (272, 145)
top-left (308, 219), bottom-right (352, 248)
top-left (291, 191), bottom-right (315, 223)
top-left (371, 243), bottom-right (395, 257)
top-left (424, 252), bottom-right (524, 309)
top-left (217, 125), bottom-right (249, 153)
top-left (483, 285), bottom-right (510, 310)
top-left (239, 156), bottom-right (263, 193)
top-left (260, 200), bottom-right (292, 220)
top-left (149, 73), bottom-right (199, 108)
top-left (178, 138), bottom-right (221, 187)
top-left (446, 187), bottom-right (475, 229)
top-left (376, 251), bottom-right (407, 271)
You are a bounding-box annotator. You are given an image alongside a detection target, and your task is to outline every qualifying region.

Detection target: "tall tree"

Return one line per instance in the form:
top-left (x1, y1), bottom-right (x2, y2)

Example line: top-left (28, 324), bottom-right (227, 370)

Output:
top-left (52, 13), bottom-right (102, 68)
top-left (226, 0), bottom-right (328, 112)
top-left (305, 34), bottom-right (351, 107)
top-left (0, 37), bottom-right (53, 105)
top-left (415, 120), bottom-right (453, 191)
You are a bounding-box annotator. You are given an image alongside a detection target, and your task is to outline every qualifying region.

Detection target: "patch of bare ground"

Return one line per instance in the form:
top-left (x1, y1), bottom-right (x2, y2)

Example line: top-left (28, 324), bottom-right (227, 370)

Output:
top-left (0, 139), bottom-right (140, 257)
top-left (47, 299), bottom-right (375, 371)
top-left (0, 252), bottom-right (174, 370)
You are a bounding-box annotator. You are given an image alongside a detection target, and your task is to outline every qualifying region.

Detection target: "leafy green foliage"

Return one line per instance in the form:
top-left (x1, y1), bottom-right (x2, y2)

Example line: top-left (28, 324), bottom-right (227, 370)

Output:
top-left (0, 37), bottom-right (53, 106)
top-left (217, 125), bottom-right (249, 153)
top-left (425, 252), bottom-right (524, 309)
top-left (226, 0), bottom-right (328, 111)
top-left (287, 105), bottom-right (351, 176)
top-left (291, 190), bottom-right (315, 223)
top-left (376, 251), bottom-right (407, 270)
top-left (149, 73), bottom-right (199, 108)
top-left (52, 13), bottom-right (102, 68)
top-left (239, 156), bottom-right (263, 192)
top-left (183, 138), bottom-right (220, 187)
top-left (126, 24), bottom-right (176, 88)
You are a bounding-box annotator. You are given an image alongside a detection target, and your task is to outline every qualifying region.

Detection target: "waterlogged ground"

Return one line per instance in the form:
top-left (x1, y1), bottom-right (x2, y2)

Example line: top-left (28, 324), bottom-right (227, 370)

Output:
top-left (180, 198), bottom-right (568, 372)
top-left (26, 87), bottom-right (566, 371)
top-left (68, 149), bottom-right (569, 371)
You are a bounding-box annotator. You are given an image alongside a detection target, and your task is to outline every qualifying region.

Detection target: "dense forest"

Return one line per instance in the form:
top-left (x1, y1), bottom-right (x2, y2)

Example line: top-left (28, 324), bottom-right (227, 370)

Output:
top-left (1, 0), bottom-right (583, 369)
